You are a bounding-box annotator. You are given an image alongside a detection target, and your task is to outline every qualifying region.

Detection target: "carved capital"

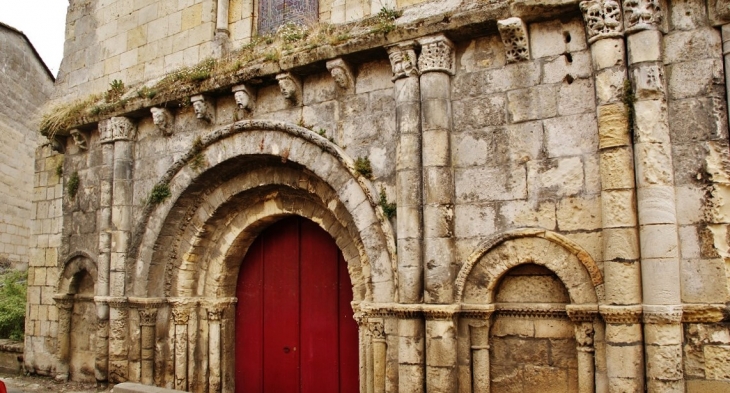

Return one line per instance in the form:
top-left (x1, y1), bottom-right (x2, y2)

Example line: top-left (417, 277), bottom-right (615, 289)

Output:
top-left (138, 309), bottom-right (158, 326)
top-left (623, 0), bottom-right (662, 33)
top-left (580, 0), bottom-right (624, 43)
top-left (566, 304), bottom-right (599, 322)
top-left (599, 304), bottom-right (643, 324)
top-left (417, 35), bottom-right (455, 75)
top-left (574, 321), bottom-right (595, 352)
top-left (498, 18), bottom-right (530, 63)
top-left (110, 117), bottom-right (136, 142)
top-left (326, 58), bottom-right (355, 90)
top-left (368, 320), bottom-right (386, 340)
top-left (172, 306), bottom-right (191, 325)
top-left (99, 119), bottom-right (113, 144)
top-left (643, 305), bottom-right (683, 324)
top-left (70, 129), bottom-right (89, 150)
top-left (386, 41), bottom-right (419, 81)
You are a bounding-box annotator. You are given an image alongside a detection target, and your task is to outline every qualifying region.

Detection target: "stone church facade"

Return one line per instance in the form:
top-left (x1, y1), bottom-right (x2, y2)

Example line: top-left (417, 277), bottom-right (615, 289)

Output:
top-left (24, 0), bottom-right (730, 391)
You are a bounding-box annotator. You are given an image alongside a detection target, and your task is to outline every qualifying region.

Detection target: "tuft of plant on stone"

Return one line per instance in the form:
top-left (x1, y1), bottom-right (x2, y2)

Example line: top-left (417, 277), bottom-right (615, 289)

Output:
top-left (137, 86), bottom-right (157, 99)
top-left (104, 79), bottom-right (126, 103)
top-left (67, 171), bottom-right (80, 198)
top-left (148, 183), bottom-right (172, 205)
top-left (278, 22), bottom-right (309, 43)
top-left (0, 270), bottom-right (27, 341)
top-left (190, 136), bottom-right (207, 171)
top-left (373, 6), bottom-right (402, 33)
top-left (355, 156), bottom-right (373, 179)
top-left (55, 163), bottom-right (63, 178)
top-left (379, 186), bottom-right (397, 218)
top-left (622, 79), bottom-right (636, 135)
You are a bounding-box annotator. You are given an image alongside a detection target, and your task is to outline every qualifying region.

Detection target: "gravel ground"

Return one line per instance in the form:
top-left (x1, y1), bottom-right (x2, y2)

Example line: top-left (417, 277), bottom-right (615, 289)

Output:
top-left (0, 372), bottom-right (111, 393)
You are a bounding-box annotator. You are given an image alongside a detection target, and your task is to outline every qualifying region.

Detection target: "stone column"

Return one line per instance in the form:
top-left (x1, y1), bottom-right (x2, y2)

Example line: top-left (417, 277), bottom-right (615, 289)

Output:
top-left (567, 305), bottom-right (600, 393)
top-left (108, 298), bottom-right (129, 383)
top-left (214, 0), bottom-right (231, 56)
top-left (579, 1), bottom-right (644, 391)
top-left (94, 298), bottom-right (110, 387)
top-left (368, 319), bottom-right (387, 393)
top-left (138, 307), bottom-right (158, 385)
top-left (622, 1), bottom-right (684, 390)
top-left (724, 26), bottom-right (730, 123)
top-left (53, 295), bottom-right (74, 381)
top-left (387, 41), bottom-right (425, 393)
top-left (416, 34), bottom-right (456, 305)
top-left (172, 303), bottom-right (191, 391)
top-left (207, 300), bottom-right (234, 393)
top-left (465, 307), bottom-right (494, 393)
top-left (424, 307), bottom-right (458, 393)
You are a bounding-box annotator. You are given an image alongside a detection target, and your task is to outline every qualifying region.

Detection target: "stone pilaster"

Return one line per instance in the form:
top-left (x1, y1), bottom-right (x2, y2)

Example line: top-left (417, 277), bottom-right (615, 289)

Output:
top-left (462, 305), bottom-right (494, 393)
top-left (395, 311), bottom-right (424, 393)
top-left (622, 0), bottom-right (684, 389)
top-left (108, 298), bottom-right (129, 383)
top-left (423, 306), bottom-right (458, 393)
top-left (368, 319), bottom-right (387, 393)
top-left (94, 296), bottom-right (111, 386)
top-left (567, 305), bottom-right (600, 393)
top-left (138, 307), bottom-right (157, 385)
top-left (109, 117), bottom-right (136, 298)
top-left (206, 299), bottom-right (235, 393)
top-left (417, 34), bottom-right (456, 306)
top-left (599, 305), bottom-right (645, 392)
top-left (53, 295), bottom-right (74, 381)
top-left (98, 120), bottom-right (114, 318)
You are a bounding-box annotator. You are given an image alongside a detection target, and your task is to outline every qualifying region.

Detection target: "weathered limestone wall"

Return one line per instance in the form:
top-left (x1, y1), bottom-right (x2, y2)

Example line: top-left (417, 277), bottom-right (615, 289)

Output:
top-left (0, 24), bottom-right (54, 270)
top-left (28, 0), bottom-right (730, 390)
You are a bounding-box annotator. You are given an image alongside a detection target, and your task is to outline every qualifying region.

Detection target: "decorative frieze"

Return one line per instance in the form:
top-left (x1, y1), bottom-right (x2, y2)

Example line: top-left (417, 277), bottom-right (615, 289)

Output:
top-left (623, 0), bottom-right (662, 33)
top-left (497, 18), bottom-right (530, 63)
top-left (566, 304), bottom-right (600, 322)
top-left (386, 41), bottom-right (419, 81)
top-left (417, 35), bottom-right (455, 75)
top-left (681, 304), bottom-right (726, 323)
top-left (326, 58), bottom-right (355, 90)
top-left (191, 95), bottom-right (213, 122)
top-left (150, 107), bottom-right (174, 136)
top-left (643, 305), bottom-right (683, 324)
top-left (232, 84), bottom-right (255, 111)
top-left (580, 0), bottom-right (624, 43)
top-left (599, 304), bottom-right (643, 323)
top-left (70, 129), bottom-right (88, 150)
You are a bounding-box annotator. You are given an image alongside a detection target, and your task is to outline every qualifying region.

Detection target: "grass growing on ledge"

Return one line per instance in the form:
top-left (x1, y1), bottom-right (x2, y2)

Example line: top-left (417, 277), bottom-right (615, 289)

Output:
top-left (38, 11), bottom-right (405, 137)
top-left (67, 171), bottom-right (80, 198)
top-left (355, 156), bottom-right (373, 179)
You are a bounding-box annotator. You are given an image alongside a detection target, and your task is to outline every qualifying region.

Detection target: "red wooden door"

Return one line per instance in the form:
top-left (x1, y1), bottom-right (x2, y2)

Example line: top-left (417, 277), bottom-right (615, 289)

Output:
top-left (235, 216), bottom-right (359, 393)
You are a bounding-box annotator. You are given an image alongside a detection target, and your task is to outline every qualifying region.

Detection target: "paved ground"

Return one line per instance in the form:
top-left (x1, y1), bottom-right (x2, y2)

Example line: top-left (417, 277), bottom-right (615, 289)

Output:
top-left (0, 372), bottom-right (110, 393)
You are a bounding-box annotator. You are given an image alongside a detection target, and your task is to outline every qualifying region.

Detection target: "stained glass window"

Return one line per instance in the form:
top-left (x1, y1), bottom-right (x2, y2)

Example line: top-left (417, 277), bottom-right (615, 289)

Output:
top-left (258, 0), bottom-right (319, 35)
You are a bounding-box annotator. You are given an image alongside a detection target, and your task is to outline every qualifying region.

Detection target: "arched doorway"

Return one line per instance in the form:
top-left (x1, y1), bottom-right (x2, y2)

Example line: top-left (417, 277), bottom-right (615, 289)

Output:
top-left (234, 216), bottom-right (359, 392)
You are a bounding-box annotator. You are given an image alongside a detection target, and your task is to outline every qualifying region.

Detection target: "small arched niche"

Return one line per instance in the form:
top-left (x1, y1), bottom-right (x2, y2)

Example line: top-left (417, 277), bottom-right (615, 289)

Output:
top-left (489, 264), bottom-right (578, 393)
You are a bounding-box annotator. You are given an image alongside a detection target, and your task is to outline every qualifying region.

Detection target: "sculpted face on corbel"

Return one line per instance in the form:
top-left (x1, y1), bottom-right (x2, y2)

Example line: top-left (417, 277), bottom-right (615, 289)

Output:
top-left (191, 95), bottom-right (213, 122)
top-left (151, 107), bottom-right (174, 135)
top-left (70, 129), bottom-right (88, 150)
top-left (326, 58), bottom-right (355, 90)
top-left (276, 73), bottom-right (302, 103)
top-left (232, 84), bottom-right (254, 111)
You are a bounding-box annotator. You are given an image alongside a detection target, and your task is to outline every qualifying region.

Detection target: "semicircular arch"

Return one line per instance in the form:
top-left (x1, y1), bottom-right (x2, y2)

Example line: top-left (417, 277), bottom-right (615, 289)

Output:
top-left (456, 228), bottom-right (603, 305)
top-left (57, 251), bottom-right (98, 295)
top-left (129, 120), bottom-right (396, 303)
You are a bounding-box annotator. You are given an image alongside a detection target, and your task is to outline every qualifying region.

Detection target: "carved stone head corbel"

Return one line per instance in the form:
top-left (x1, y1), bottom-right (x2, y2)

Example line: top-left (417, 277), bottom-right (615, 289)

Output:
top-left (276, 72), bottom-right (302, 104)
top-left (150, 107), bottom-right (174, 136)
top-left (190, 95), bottom-right (213, 123)
top-left (70, 129), bottom-right (88, 151)
top-left (232, 84), bottom-right (255, 111)
top-left (326, 59), bottom-right (355, 90)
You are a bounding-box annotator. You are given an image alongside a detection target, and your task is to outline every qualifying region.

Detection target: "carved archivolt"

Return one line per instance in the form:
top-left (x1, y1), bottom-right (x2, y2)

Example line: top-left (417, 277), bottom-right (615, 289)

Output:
top-left (580, 0), bottom-right (623, 43)
top-left (497, 17), bottom-right (530, 63)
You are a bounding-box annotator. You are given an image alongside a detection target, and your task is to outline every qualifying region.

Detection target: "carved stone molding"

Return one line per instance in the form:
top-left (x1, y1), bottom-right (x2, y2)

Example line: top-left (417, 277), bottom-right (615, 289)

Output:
top-left (599, 304), bottom-right (643, 323)
top-left (422, 304), bottom-right (460, 320)
top-left (232, 84), bottom-right (255, 111)
top-left (276, 73), bottom-right (302, 103)
top-left (460, 304), bottom-right (496, 320)
top-left (326, 58), bottom-right (355, 90)
top-left (623, 0), bottom-right (662, 33)
top-left (191, 95), bottom-right (213, 122)
top-left (70, 129), bottom-right (88, 150)
top-left (682, 304), bottom-right (726, 323)
top-left (53, 295), bottom-right (75, 310)
top-left (566, 304), bottom-right (600, 322)
top-left (151, 107), bottom-right (174, 136)
top-left (100, 117), bottom-right (137, 143)
top-left (386, 41), bottom-right (419, 81)
top-left (497, 18), bottom-right (530, 63)
top-left (496, 303), bottom-right (567, 319)
top-left (580, 0), bottom-right (624, 43)
top-left (643, 304), bottom-right (683, 324)
top-left (417, 34), bottom-right (455, 75)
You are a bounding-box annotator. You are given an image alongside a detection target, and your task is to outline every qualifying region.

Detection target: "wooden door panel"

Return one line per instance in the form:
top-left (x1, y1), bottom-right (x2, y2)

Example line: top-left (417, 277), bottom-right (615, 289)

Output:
top-left (262, 219), bottom-right (300, 392)
top-left (235, 238), bottom-right (264, 392)
top-left (338, 253), bottom-right (359, 393)
top-left (300, 219), bottom-right (339, 393)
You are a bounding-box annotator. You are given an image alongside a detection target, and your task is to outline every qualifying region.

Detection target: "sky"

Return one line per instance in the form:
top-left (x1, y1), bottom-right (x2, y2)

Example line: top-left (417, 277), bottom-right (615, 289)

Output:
top-left (1, 0), bottom-right (69, 77)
